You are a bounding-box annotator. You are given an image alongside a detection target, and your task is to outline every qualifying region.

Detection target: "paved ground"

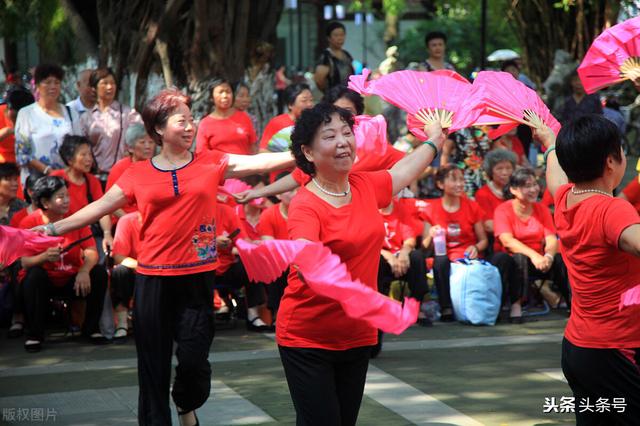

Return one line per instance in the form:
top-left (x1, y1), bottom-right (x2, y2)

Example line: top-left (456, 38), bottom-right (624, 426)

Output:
top-left (0, 311), bottom-right (579, 426)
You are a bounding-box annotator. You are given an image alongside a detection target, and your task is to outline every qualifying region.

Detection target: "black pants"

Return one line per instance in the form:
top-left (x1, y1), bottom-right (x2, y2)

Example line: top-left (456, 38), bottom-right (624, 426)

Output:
top-left (512, 253), bottom-right (571, 307)
top-left (489, 252), bottom-right (522, 305)
top-left (378, 250), bottom-right (428, 302)
top-left (432, 255), bottom-right (453, 311)
top-left (267, 269), bottom-right (288, 318)
top-left (278, 345), bottom-right (371, 426)
top-left (22, 265), bottom-right (107, 340)
top-left (215, 261), bottom-right (264, 308)
top-left (562, 338), bottom-right (640, 425)
top-left (111, 264), bottom-right (135, 308)
top-left (134, 271), bottom-right (215, 426)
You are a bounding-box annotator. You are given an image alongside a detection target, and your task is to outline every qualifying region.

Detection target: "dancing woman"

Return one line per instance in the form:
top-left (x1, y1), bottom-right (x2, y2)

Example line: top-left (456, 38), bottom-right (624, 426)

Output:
top-left (279, 103), bottom-right (445, 425)
top-left (37, 89), bottom-right (294, 426)
top-left (543, 114), bottom-right (640, 424)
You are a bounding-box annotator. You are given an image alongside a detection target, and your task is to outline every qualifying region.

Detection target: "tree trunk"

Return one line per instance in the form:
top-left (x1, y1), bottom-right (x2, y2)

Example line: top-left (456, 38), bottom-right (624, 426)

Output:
top-left (59, 0), bottom-right (99, 59)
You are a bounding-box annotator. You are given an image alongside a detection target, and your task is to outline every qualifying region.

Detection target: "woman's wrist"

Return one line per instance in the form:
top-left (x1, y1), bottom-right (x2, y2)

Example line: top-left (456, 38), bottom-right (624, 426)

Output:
top-left (423, 140), bottom-right (439, 158)
top-left (544, 252), bottom-right (554, 261)
top-left (45, 222), bottom-right (58, 236)
top-left (543, 146), bottom-right (556, 163)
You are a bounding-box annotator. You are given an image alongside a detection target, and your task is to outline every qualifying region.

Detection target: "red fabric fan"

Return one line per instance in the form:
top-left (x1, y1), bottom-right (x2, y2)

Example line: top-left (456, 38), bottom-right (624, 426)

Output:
top-left (235, 239), bottom-right (419, 335)
top-left (470, 71), bottom-right (561, 135)
top-left (364, 70), bottom-right (479, 132)
top-left (0, 225), bottom-right (63, 267)
top-left (578, 16), bottom-right (640, 94)
top-left (354, 115), bottom-right (388, 154)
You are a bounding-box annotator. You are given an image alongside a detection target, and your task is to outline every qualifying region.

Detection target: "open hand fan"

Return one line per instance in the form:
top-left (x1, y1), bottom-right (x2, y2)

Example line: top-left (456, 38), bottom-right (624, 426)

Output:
top-left (235, 239), bottom-right (419, 335)
top-left (347, 68), bottom-right (373, 95)
top-left (578, 16), bottom-right (640, 94)
top-left (0, 225), bottom-right (63, 267)
top-left (354, 115), bottom-right (388, 154)
top-left (364, 70), bottom-right (478, 131)
top-left (470, 71), bottom-right (561, 135)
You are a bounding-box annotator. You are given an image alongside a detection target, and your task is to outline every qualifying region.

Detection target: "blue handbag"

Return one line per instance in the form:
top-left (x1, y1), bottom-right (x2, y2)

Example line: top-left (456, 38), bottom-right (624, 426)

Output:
top-left (450, 257), bottom-right (502, 325)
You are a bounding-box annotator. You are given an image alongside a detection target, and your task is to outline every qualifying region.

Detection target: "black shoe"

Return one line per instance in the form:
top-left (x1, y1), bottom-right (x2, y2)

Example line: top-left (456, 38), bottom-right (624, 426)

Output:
top-left (8, 321), bottom-right (24, 339)
top-left (24, 340), bottom-right (42, 353)
top-left (246, 317), bottom-right (272, 332)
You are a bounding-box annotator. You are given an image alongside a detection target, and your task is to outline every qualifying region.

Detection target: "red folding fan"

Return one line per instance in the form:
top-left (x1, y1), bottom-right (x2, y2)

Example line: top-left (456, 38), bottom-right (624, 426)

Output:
top-left (0, 225), bottom-right (63, 267)
top-left (470, 71), bottom-right (561, 135)
top-left (578, 16), bottom-right (640, 94)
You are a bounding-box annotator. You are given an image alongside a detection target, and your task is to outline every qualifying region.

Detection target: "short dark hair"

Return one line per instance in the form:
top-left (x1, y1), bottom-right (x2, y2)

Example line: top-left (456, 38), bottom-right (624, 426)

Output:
top-left (89, 67), bottom-right (117, 89)
top-left (425, 31), bottom-right (447, 47)
top-left (142, 88), bottom-right (192, 146)
top-left (291, 103), bottom-right (355, 176)
top-left (322, 86), bottom-right (364, 115)
top-left (24, 171), bottom-right (44, 204)
top-left (234, 81), bottom-right (250, 95)
top-left (0, 163), bottom-right (19, 180)
top-left (435, 164), bottom-right (461, 185)
top-left (33, 175), bottom-right (67, 210)
top-left (284, 83), bottom-right (311, 108)
top-left (501, 60), bottom-right (519, 72)
top-left (503, 167), bottom-right (537, 200)
top-left (556, 114), bottom-right (622, 183)
top-left (59, 135), bottom-right (92, 166)
top-left (34, 63), bottom-right (65, 85)
top-left (326, 21), bottom-right (346, 38)
top-left (5, 88), bottom-right (34, 112)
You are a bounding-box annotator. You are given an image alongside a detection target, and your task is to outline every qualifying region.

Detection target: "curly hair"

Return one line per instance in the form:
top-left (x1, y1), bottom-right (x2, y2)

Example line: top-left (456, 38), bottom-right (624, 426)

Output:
top-left (291, 103), bottom-right (355, 177)
top-left (483, 149), bottom-right (517, 180)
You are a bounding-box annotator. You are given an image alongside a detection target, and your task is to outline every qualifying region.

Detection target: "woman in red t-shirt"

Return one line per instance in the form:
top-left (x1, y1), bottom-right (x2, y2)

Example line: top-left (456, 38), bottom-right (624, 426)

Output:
top-left (281, 102), bottom-right (445, 425)
top-left (39, 89), bottom-right (295, 425)
top-left (105, 123), bottom-right (155, 224)
top-left (494, 168), bottom-right (569, 323)
top-left (52, 135), bottom-right (113, 253)
top-left (195, 79), bottom-right (257, 155)
top-left (420, 165), bottom-right (489, 322)
top-left (19, 176), bottom-right (107, 352)
top-left (543, 115), bottom-right (640, 423)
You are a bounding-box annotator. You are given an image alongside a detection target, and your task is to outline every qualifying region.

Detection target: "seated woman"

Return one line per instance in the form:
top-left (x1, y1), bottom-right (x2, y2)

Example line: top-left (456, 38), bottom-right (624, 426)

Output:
top-left (494, 168), bottom-right (570, 319)
top-left (18, 176), bottom-right (107, 352)
top-left (110, 211), bottom-right (141, 340)
top-left (474, 149), bottom-right (517, 254)
top-left (421, 165), bottom-right (488, 321)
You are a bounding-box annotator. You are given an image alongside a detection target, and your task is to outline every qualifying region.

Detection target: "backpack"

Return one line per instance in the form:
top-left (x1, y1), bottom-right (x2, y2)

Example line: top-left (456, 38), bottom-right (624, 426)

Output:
top-left (450, 258), bottom-right (502, 325)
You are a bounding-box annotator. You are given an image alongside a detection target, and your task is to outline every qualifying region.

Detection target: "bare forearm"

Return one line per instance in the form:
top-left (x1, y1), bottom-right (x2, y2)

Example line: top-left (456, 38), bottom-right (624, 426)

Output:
top-left (21, 253), bottom-right (46, 269)
top-left (54, 188), bottom-right (125, 235)
top-left (500, 235), bottom-right (541, 259)
top-left (545, 151), bottom-right (568, 197)
top-left (79, 250), bottom-right (98, 273)
top-left (226, 152), bottom-right (294, 178)
top-left (260, 174), bottom-right (300, 198)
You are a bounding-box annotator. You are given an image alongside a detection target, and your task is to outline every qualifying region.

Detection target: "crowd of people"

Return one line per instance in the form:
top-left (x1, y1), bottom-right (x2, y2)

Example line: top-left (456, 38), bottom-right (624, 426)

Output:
top-left (1, 22), bottom-right (639, 426)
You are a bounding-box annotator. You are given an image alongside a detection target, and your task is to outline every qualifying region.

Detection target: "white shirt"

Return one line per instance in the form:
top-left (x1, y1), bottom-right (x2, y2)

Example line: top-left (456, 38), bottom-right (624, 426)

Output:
top-left (66, 97), bottom-right (92, 117)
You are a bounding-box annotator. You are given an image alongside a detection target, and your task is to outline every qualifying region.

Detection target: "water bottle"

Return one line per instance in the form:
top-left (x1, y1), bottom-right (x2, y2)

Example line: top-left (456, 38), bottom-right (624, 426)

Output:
top-left (434, 227), bottom-right (447, 256)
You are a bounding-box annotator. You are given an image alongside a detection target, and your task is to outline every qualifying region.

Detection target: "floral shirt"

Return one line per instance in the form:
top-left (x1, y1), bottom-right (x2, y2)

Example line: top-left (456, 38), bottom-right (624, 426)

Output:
top-left (244, 64), bottom-right (276, 139)
top-left (448, 128), bottom-right (491, 197)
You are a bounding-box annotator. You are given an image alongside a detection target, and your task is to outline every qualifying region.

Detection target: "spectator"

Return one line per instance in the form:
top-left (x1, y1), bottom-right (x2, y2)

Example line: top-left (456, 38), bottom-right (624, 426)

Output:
top-left (420, 31), bottom-right (455, 72)
top-left (513, 57), bottom-right (537, 90)
top-left (15, 63), bottom-right (82, 184)
top-left (10, 171), bottom-right (42, 228)
top-left (233, 81), bottom-right (259, 137)
top-left (314, 22), bottom-right (355, 93)
top-left (603, 96), bottom-right (627, 148)
top-left (196, 78), bottom-right (257, 155)
top-left (0, 88), bottom-right (35, 163)
top-left (421, 165), bottom-right (488, 322)
top-left (110, 211), bottom-right (141, 340)
top-left (105, 123), bottom-right (155, 223)
top-left (51, 135), bottom-right (113, 254)
top-left (442, 127), bottom-right (492, 197)
top-left (245, 42), bottom-right (276, 137)
top-left (275, 65), bottom-right (291, 114)
top-left (501, 59), bottom-right (537, 90)
top-left (234, 177), bottom-right (268, 242)
top-left (475, 149), bottom-right (518, 237)
top-left (66, 69), bottom-right (96, 117)
top-left (81, 67), bottom-right (142, 180)
top-left (19, 175), bottom-right (107, 352)
top-left (494, 168), bottom-right (570, 316)
top-left (215, 203), bottom-right (270, 331)
top-left (559, 70), bottom-right (603, 125)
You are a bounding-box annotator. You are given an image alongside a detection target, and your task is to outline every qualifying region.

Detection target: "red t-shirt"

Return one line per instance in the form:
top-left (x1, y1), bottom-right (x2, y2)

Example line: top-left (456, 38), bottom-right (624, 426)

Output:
top-left (394, 198), bottom-right (428, 238)
top-left (106, 157), bottom-right (138, 223)
top-left (555, 184), bottom-right (640, 348)
top-left (214, 204), bottom-right (245, 274)
top-left (290, 146), bottom-right (405, 186)
top-left (196, 111), bottom-right (256, 155)
top-left (50, 170), bottom-right (104, 216)
top-left (257, 203), bottom-right (289, 239)
top-left (111, 211), bottom-right (141, 260)
top-left (0, 104), bottom-right (16, 163)
top-left (622, 177), bottom-right (640, 213)
top-left (278, 170), bottom-right (393, 350)
top-left (420, 197), bottom-right (484, 261)
top-left (10, 206), bottom-right (31, 227)
top-left (493, 200), bottom-right (556, 255)
top-left (260, 114), bottom-right (295, 151)
top-left (235, 204), bottom-right (262, 241)
top-left (474, 185), bottom-right (505, 252)
top-left (116, 150), bottom-right (228, 276)
top-left (540, 188), bottom-right (555, 209)
top-left (381, 207), bottom-right (414, 254)
top-left (19, 212), bottom-right (95, 286)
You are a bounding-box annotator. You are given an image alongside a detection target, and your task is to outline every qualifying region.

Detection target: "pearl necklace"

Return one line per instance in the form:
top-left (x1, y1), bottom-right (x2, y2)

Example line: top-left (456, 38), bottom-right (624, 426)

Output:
top-left (571, 186), bottom-right (612, 197)
top-left (312, 178), bottom-right (350, 197)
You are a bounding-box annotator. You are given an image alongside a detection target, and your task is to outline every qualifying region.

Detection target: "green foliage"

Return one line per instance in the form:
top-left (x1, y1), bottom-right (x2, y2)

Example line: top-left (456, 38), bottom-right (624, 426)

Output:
top-left (396, 0), bottom-right (519, 77)
top-left (382, 0), bottom-right (407, 16)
